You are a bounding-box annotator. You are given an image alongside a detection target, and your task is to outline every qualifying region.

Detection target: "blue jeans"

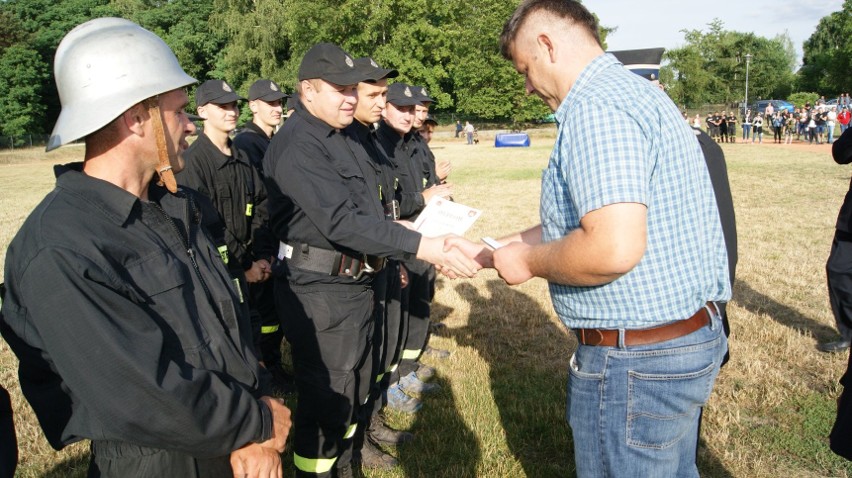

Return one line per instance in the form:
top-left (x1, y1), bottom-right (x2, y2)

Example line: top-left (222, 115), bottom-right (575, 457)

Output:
top-left (566, 307), bottom-right (727, 478)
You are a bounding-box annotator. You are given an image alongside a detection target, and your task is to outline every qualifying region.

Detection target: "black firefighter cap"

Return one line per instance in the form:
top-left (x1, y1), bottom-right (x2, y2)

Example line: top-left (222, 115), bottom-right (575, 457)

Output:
top-left (386, 83), bottom-right (422, 107)
top-left (248, 79), bottom-right (288, 101)
top-left (412, 85), bottom-right (434, 104)
top-left (608, 48), bottom-right (664, 81)
top-left (298, 43), bottom-right (369, 85)
top-left (196, 79), bottom-right (245, 106)
top-left (354, 57), bottom-right (398, 82)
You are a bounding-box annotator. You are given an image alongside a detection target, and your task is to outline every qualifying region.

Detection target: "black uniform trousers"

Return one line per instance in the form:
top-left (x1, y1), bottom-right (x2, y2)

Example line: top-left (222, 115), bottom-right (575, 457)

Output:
top-left (253, 279), bottom-right (285, 366)
top-left (276, 280), bottom-right (374, 477)
top-left (0, 386), bottom-right (16, 478)
top-left (827, 234), bottom-right (852, 342)
top-left (88, 441), bottom-right (231, 478)
top-left (396, 260), bottom-right (435, 380)
top-left (364, 260), bottom-right (407, 419)
top-left (832, 348), bottom-right (852, 460)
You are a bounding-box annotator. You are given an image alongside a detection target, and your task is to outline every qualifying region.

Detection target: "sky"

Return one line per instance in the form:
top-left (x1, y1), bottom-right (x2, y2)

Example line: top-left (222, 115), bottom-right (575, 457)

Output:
top-left (585, 0), bottom-right (844, 66)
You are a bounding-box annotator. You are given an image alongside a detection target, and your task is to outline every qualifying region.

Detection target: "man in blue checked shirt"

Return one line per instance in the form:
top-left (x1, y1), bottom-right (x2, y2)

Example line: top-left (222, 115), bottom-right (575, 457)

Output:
top-left (448, 1), bottom-right (731, 476)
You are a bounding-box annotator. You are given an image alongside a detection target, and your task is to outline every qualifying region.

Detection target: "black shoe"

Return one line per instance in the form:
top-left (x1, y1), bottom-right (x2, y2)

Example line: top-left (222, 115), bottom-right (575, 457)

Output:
top-left (818, 340), bottom-right (851, 353)
top-left (368, 415), bottom-right (414, 445)
top-left (335, 463), bottom-right (354, 478)
top-left (355, 439), bottom-right (398, 469)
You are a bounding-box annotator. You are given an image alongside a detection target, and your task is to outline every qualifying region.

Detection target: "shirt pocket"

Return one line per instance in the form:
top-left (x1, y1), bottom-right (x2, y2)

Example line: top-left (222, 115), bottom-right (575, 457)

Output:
top-left (123, 252), bottom-right (211, 354)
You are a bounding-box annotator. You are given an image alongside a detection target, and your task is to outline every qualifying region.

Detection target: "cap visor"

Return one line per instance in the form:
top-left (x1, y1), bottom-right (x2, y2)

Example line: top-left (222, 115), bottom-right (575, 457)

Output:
top-left (323, 69), bottom-right (372, 86)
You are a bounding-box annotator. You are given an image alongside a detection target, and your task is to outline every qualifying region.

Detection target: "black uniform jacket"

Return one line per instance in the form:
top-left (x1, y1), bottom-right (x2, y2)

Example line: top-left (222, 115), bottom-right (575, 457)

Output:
top-left (262, 101), bottom-right (421, 286)
top-left (344, 120), bottom-right (396, 216)
top-left (0, 164), bottom-right (271, 457)
top-left (233, 121), bottom-right (272, 176)
top-left (179, 133), bottom-right (273, 271)
top-left (375, 121), bottom-right (425, 220)
top-left (833, 127), bottom-right (852, 235)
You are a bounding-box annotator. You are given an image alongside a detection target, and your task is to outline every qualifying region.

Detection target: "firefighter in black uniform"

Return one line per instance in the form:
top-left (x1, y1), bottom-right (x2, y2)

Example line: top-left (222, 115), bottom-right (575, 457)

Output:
top-left (0, 18), bottom-right (290, 477)
top-left (345, 58), bottom-right (417, 467)
top-left (822, 127), bottom-right (852, 352)
top-left (233, 79), bottom-right (296, 394)
top-left (376, 84), bottom-right (453, 410)
top-left (261, 43), bottom-right (479, 478)
top-left (178, 79), bottom-right (274, 357)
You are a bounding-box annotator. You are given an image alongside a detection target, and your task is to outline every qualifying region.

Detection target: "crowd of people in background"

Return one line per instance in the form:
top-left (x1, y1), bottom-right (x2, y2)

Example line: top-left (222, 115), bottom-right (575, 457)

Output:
top-left (688, 94), bottom-right (852, 146)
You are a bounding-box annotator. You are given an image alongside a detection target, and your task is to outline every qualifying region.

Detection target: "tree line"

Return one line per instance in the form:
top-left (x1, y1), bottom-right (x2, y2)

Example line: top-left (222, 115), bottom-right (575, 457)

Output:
top-left (1, 0), bottom-right (849, 138)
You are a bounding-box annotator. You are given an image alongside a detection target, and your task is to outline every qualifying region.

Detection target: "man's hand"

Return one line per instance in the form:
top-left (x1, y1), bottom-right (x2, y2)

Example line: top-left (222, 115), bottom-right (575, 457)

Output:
top-left (493, 241), bottom-right (535, 285)
top-left (422, 183), bottom-right (453, 203)
top-left (417, 235), bottom-right (481, 278)
top-left (436, 161), bottom-right (452, 182)
top-left (245, 260), bottom-right (271, 283)
top-left (443, 236), bottom-right (494, 269)
top-left (258, 396), bottom-right (291, 453)
top-left (230, 443), bottom-right (282, 478)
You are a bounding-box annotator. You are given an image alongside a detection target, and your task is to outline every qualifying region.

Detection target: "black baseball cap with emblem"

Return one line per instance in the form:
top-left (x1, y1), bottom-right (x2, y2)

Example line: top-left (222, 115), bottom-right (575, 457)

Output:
top-left (298, 42), bottom-right (370, 85)
top-left (354, 57), bottom-right (398, 82)
top-left (412, 85), bottom-right (434, 104)
top-left (386, 83), bottom-right (422, 107)
top-left (248, 79), bottom-right (288, 101)
top-left (196, 79), bottom-right (245, 106)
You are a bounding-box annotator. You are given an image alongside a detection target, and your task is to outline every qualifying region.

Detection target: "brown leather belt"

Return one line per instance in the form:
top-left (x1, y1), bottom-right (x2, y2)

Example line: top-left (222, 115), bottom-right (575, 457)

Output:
top-left (575, 303), bottom-right (714, 347)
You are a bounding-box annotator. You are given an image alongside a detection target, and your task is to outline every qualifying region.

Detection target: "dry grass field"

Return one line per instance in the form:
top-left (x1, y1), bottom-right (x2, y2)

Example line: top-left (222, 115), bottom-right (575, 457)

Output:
top-left (2, 127), bottom-right (852, 477)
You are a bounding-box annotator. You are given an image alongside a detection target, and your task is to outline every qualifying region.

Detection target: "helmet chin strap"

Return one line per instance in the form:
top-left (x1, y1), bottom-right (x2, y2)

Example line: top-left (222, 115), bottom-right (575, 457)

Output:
top-left (144, 97), bottom-right (178, 193)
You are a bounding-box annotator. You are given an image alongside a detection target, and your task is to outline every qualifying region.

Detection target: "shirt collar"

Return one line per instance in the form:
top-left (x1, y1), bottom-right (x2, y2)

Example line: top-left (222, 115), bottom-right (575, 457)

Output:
top-left (556, 53), bottom-right (617, 125)
top-left (244, 120), bottom-right (272, 139)
top-left (54, 162), bottom-right (140, 226)
top-left (293, 99), bottom-right (337, 138)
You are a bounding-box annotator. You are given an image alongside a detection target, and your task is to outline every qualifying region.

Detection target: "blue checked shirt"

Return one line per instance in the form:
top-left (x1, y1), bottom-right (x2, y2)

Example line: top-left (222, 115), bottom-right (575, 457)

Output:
top-left (541, 54), bottom-right (731, 330)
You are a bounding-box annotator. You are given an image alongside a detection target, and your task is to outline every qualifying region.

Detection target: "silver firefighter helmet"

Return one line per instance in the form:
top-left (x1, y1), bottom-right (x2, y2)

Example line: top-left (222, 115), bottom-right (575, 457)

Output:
top-left (47, 17), bottom-right (196, 151)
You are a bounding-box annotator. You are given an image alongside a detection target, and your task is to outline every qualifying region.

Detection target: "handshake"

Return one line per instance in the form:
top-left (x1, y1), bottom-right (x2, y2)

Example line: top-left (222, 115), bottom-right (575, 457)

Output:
top-left (417, 234), bottom-right (534, 285)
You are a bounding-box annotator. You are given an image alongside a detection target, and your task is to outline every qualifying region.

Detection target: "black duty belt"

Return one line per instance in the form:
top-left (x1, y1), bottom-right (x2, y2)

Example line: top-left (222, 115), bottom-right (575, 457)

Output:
top-left (278, 241), bottom-right (386, 280)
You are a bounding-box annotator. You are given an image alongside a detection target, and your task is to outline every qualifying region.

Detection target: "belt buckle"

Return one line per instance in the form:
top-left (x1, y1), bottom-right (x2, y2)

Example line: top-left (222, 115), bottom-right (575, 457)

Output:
top-left (581, 329), bottom-right (605, 346)
top-left (353, 255), bottom-right (376, 280)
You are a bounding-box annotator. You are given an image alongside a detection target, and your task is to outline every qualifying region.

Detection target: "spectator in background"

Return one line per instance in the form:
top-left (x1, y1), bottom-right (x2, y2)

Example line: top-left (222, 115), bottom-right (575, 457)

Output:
top-left (829, 106), bottom-right (838, 144)
top-left (772, 112), bottom-right (784, 144)
top-left (455, 120), bottom-right (463, 138)
top-left (693, 113), bottom-right (702, 129)
top-left (840, 107), bottom-right (851, 135)
top-left (752, 113), bottom-right (764, 143)
top-left (784, 111), bottom-right (795, 144)
top-left (719, 111), bottom-right (728, 143)
top-left (464, 121), bottom-right (475, 145)
top-left (727, 111), bottom-right (737, 143)
top-left (742, 110), bottom-right (752, 141)
top-left (765, 102), bottom-right (775, 118)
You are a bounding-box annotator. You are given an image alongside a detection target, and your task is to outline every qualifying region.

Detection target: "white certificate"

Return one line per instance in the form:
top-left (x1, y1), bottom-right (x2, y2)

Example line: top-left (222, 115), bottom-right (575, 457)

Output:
top-left (413, 197), bottom-right (482, 237)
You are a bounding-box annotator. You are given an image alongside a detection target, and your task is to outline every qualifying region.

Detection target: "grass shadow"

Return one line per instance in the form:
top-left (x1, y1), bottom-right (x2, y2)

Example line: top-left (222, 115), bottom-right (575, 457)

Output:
top-left (735, 281), bottom-right (838, 342)
top-left (450, 280), bottom-right (573, 477)
top-left (393, 376), bottom-right (480, 478)
top-left (41, 450), bottom-right (89, 478)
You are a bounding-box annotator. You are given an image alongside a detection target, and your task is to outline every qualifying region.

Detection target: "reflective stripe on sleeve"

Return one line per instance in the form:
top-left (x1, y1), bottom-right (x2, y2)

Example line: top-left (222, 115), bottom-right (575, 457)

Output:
top-left (261, 324), bottom-right (280, 334)
top-left (401, 348), bottom-right (421, 360)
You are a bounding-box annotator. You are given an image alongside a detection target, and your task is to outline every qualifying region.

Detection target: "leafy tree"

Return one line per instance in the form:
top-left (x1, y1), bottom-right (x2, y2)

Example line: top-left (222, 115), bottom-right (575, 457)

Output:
top-left (663, 20), bottom-right (796, 109)
top-left (787, 92), bottom-right (819, 109)
top-left (799, 0), bottom-right (852, 96)
top-left (0, 45), bottom-right (49, 137)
